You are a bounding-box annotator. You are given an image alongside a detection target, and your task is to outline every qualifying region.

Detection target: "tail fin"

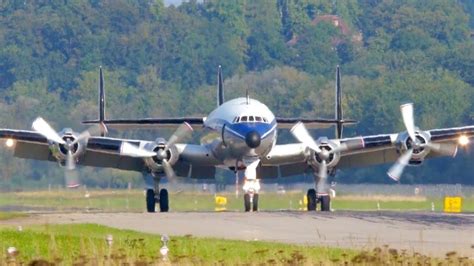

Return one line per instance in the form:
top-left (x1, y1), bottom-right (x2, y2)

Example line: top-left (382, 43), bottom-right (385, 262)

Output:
top-left (217, 65), bottom-right (224, 106)
top-left (335, 65), bottom-right (343, 139)
top-left (98, 67), bottom-right (108, 136)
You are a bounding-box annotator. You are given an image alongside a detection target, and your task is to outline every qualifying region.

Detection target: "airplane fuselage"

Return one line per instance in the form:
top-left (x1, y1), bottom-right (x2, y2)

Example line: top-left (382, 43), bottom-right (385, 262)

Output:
top-left (202, 97), bottom-right (277, 168)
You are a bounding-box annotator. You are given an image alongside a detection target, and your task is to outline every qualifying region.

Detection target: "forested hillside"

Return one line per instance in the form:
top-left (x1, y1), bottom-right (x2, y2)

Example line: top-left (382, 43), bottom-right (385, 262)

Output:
top-left (0, 0), bottom-right (472, 188)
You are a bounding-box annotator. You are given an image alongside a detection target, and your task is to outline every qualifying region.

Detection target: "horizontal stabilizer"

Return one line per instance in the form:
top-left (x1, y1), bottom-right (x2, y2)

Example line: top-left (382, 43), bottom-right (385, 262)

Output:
top-left (276, 117), bottom-right (357, 129)
top-left (83, 117), bottom-right (205, 129)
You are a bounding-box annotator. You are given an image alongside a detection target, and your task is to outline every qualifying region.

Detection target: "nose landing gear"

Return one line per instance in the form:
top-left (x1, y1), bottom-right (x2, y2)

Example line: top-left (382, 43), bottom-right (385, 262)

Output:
top-left (243, 179), bottom-right (260, 212)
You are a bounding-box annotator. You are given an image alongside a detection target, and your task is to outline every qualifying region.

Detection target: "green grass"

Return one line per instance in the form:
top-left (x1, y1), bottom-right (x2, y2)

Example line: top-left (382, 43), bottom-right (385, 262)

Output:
top-left (0, 223), bottom-right (355, 264)
top-left (1, 224), bottom-right (470, 265)
top-left (0, 212), bottom-right (27, 221)
top-left (0, 189), bottom-right (473, 213)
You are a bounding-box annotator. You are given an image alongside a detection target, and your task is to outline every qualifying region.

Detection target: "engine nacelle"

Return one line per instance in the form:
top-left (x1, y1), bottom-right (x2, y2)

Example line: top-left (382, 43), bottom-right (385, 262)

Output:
top-left (143, 138), bottom-right (179, 172)
top-left (396, 131), bottom-right (431, 165)
top-left (308, 138), bottom-right (341, 169)
top-left (49, 128), bottom-right (85, 165)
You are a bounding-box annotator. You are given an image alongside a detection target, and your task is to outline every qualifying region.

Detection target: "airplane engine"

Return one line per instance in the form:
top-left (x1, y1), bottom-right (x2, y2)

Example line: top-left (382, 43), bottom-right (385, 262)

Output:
top-left (143, 139), bottom-right (179, 172)
top-left (308, 139), bottom-right (341, 169)
top-left (49, 129), bottom-right (86, 165)
top-left (397, 131), bottom-right (431, 165)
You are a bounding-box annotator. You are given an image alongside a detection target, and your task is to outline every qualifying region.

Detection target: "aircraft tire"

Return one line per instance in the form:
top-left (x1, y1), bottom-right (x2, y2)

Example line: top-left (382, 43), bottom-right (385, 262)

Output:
top-left (146, 189), bottom-right (155, 213)
top-left (320, 195), bottom-right (330, 212)
top-left (159, 189), bottom-right (169, 212)
top-left (307, 189), bottom-right (317, 211)
top-left (244, 193), bottom-right (251, 212)
top-left (252, 193), bottom-right (259, 212)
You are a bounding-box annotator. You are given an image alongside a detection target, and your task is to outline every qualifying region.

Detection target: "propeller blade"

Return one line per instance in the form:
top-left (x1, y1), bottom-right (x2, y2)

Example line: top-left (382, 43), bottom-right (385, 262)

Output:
top-left (316, 160), bottom-right (328, 194)
top-left (318, 160), bottom-right (328, 180)
top-left (400, 103), bottom-right (418, 144)
top-left (120, 142), bottom-right (155, 157)
top-left (290, 122), bottom-right (322, 153)
top-left (72, 125), bottom-right (101, 145)
top-left (66, 149), bottom-right (75, 170)
top-left (162, 159), bottom-right (176, 180)
top-left (387, 149), bottom-right (414, 181)
top-left (64, 170), bottom-right (80, 188)
top-left (32, 117), bottom-right (65, 144)
top-left (166, 122), bottom-right (193, 147)
top-left (426, 142), bottom-right (458, 157)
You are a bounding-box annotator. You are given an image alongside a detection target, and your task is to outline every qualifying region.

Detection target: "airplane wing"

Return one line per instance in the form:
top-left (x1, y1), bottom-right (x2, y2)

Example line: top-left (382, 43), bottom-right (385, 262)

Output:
top-left (260, 125), bottom-right (474, 179)
top-left (339, 125), bottom-right (474, 168)
top-left (0, 129), bottom-right (220, 178)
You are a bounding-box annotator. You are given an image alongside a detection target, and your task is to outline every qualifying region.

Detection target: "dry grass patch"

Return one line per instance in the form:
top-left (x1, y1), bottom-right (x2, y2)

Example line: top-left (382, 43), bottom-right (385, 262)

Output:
top-left (337, 195), bottom-right (428, 202)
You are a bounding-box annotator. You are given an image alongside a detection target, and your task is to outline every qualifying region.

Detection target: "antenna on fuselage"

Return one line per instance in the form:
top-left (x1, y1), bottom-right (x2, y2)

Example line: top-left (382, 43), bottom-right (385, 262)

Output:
top-left (217, 65), bottom-right (224, 107)
top-left (246, 89), bottom-right (250, 105)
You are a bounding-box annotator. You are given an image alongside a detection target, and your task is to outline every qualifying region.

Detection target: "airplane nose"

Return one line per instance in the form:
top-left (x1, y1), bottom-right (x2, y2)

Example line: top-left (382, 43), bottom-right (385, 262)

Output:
top-left (245, 131), bottom-right (261, 148)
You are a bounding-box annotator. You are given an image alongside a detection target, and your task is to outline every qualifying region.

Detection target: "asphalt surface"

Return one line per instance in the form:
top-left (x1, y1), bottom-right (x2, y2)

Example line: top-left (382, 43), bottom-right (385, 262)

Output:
top-left (3, 211), bottom-right (473, 257)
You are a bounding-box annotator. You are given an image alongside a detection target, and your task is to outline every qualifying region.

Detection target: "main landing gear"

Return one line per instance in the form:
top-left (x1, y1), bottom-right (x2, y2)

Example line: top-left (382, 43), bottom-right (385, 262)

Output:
top-left (146, 188), bottom-right (169, 213)
top-left (306, 189), bottom-right (331, 211)
top-left (145, 174), bottom-right (169, 213)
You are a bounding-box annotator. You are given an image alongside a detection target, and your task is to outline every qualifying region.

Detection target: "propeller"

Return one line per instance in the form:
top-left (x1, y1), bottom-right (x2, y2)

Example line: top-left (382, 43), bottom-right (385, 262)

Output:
top-left (120, 122), bottom-right (193, 180)
top-left (32, 117), bottom-right (99, 188)
top-left (291, 121), bottom-right (363, 194)
top-left (387, 103), bottom-right (458, 181)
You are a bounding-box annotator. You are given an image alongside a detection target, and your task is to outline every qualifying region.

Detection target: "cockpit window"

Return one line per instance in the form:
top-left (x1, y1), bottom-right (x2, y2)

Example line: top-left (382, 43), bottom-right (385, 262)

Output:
top-left (236, 115), bottom-right (270, 123)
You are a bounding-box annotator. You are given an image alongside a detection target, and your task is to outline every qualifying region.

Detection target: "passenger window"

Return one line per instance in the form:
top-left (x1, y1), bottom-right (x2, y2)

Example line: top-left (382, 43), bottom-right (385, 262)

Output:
top-left (241, 116), bottom-right (248, 122)
top-left (249, 116), bottom-right (254, 122)
top-left (256, 116), bottom-right (262, 122)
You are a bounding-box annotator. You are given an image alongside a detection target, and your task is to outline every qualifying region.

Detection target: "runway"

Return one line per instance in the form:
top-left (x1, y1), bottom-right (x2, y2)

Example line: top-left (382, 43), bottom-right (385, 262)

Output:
top-left (3, 211), bottom-right (474, 257)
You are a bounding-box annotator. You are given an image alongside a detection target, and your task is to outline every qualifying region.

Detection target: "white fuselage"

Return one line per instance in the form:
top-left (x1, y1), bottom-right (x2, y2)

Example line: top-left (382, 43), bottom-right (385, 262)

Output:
top-left (202, 97), bottom-right (277, 169)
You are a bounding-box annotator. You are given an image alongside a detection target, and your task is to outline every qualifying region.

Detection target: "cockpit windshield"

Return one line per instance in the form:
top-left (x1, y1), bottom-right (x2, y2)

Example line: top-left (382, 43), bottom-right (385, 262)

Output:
top-left (233, 116), bottom-right (269, 124)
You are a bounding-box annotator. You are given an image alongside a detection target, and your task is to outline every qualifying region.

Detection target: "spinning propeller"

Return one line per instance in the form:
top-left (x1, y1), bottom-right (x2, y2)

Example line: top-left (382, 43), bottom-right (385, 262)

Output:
top-left (32, 117), bottom-right (100, 188)
top-left (387, 103), bottom-right (458, 181)
top-left (291, 122), bottom-right (363, 193)
top-left (120, 122), bottom-right (193, 180)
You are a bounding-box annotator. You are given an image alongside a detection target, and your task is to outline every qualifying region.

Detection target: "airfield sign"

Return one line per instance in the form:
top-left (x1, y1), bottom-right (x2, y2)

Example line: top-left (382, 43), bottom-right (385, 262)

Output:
top-left (443, 196), bottom-right (462, 213)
